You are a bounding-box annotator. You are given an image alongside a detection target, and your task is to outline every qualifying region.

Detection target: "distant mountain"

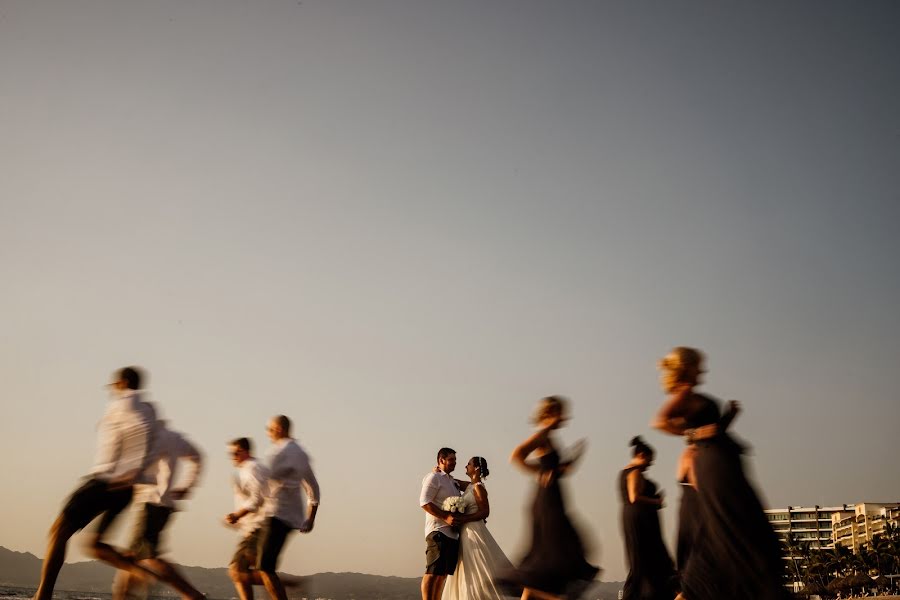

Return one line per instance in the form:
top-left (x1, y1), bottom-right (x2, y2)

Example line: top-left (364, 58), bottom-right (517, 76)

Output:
top-left (0, 546), bottom-right (622, 600)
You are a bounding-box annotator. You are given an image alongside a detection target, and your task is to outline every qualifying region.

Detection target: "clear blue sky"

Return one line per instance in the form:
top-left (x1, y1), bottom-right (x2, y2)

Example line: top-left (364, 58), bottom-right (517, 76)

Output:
top-left (1, 0), bottom-right (898, 582)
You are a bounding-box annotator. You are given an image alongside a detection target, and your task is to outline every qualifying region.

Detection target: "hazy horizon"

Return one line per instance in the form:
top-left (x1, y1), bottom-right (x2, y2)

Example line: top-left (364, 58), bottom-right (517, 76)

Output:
top-left (2, 0), bottom-right (899, 583)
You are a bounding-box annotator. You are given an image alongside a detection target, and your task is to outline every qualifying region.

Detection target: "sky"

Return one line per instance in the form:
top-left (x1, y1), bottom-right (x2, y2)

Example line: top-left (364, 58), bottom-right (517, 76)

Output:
top-left (1, 0), bottom-right (899, 583)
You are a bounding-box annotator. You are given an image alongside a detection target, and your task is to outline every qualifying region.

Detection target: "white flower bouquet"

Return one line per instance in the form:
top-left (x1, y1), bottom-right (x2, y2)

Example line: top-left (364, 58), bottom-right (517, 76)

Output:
top-left (442, 495), bottom-right (469, 514)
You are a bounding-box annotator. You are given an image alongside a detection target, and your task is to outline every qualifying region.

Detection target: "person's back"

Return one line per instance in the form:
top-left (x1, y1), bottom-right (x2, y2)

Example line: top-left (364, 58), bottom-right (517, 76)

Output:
top-left (266, 438), bottom-right (319, 529)
top-left (115, 423), bottom-right (205, 600)
top-left (155, 427), bottom-right (203, 508)
top-left (92, 390), bottom-right (156, 484)
top-left (253, 415), bottom-right (320, 600)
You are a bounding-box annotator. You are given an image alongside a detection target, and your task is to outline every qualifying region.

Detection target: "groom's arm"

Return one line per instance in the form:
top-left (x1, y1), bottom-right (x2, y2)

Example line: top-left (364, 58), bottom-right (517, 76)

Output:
top-left (422, 502), bottom-right (460, 527)
top-left (419, 474), bottom-right (460, 526)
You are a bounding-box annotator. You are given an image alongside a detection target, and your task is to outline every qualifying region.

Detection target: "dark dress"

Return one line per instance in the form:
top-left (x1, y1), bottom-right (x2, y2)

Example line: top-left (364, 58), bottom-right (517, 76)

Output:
top-left (499, 449), bottom-right (600, 598)
top-left (620, 467), bottom-right (677, 600)
top-left (679, 394), bottom-right (790, 600)
top-left (675, 481), bottom-right (699, 572)
top-left (674, 398), bottom-right (719, 576)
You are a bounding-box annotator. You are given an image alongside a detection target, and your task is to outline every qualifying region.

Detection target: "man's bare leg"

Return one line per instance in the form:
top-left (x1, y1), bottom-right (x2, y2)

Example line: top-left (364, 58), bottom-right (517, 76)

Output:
top-left (112, 570), bottom-right (131, 600)
top-left (87, 538), bottom-right (158, 582)
top-left (113, 570), bottom-right (149, 600)
top-left (421, 574), bottom-right (446, 600)
top-left (228, 563), bottom-right (254, 600)
top-left (244, 570), bottom-right (265, 585)
top-left (420, 574), bottom-right (432, 600)
top-left (112, 570), bottom-right (127, 600)
top-left (33, 517), bottom-right (78, 600)
top-left (432, 574), bottom-right (448, 600)
top-left (140, 558), bottom-right (203, 600)
top-left (259, 571), bottom-right (287, 600)
top-left (231, 569), bottom-right (303, 596)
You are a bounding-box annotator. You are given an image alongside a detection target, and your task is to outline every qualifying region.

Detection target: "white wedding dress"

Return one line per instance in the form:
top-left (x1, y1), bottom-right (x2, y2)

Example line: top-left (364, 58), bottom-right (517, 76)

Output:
top-left (442, 482), bottom-right (516, 600)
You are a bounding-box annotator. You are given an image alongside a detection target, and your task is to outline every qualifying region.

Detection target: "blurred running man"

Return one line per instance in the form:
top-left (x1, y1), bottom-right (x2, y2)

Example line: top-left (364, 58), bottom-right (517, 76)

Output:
top-left (113, 420), bottom-right (205, 600)
top-left (225, 437), bottom-right (269, 600)
top-left (257, 415), bottom-right (320, 600)
top-left (33, 366), bottom-right (158, 600)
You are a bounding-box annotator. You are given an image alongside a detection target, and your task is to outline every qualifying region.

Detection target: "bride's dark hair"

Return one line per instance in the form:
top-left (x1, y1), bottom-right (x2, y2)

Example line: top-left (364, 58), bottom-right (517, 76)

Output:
top-left (472, 456), bottom-right (490, 478)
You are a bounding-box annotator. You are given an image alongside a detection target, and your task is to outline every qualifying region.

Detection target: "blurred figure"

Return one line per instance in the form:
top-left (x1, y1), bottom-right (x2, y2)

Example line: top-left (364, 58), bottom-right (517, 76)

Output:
top-left (652, 347), bottom-right (789, 600)
top-left (33, 366), bottom-right (158, 600)
top-left (258, 415), bottom-right (320, 600)
top-left (499, 396), bottom-right (599, 600)
top-left (674, 399), bottom-right (739, 574)
top-left (112, 420), bottom-right (204, 600)
top-left (442, 456), bottom-right (516, 600)
top-left (225, 437), bottom-right (269, 600)
top-left (674, 453), bottom-right (699, 576)
top-left (420, 448), bottom-right (463, 600)
top-left (619, 436), bottom-right (675, 600)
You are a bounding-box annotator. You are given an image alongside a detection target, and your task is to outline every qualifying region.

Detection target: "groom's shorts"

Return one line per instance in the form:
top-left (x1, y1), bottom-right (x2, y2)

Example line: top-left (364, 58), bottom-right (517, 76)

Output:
top-left (425, 531), bottom-right (459, 575)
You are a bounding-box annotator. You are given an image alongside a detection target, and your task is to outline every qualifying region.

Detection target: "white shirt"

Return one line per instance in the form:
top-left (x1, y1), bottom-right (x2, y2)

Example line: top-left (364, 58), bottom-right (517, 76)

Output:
top-left (233, 458), bottom-right (269, 537)
top-left (134, 426), bottom-right (203, 509)
top-left (265, 438), bottom-right (320, 530)
top-left (90, 390), bottom-right (156, 484)
top-left (420, 471), bottom-right (461, 539)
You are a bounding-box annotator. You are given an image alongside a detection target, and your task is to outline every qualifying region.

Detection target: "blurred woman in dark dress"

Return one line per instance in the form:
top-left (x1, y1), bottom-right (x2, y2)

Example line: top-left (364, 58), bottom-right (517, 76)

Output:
top-left (674, 397), bottom-right (740, 575)
top-left (619, 437), bottom-right (676, 600)
top-left (653, 347), bottom-right (789, 600)
top-left (499, 396), bottom-right (600, 600)
top-left (674, 450), bottom-right (699, 574)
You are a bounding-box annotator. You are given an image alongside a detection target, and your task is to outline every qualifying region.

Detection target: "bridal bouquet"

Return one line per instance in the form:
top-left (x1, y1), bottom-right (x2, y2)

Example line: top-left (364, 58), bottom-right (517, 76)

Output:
top-left (442, 495), bottom-right (469, 514)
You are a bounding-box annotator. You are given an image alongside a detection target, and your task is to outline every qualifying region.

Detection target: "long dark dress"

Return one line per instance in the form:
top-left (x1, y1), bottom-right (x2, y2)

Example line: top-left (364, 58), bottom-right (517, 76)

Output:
top-left (675, 481), bottom-right (699, 572)
top-left (679, 394), bottom-right (790, 600)
top-left (619, 467), bottom-right (676, 600)
top-left (620, 467), bottom-right (677, 600)
top-left (499, 450), bottom-right (600, 598)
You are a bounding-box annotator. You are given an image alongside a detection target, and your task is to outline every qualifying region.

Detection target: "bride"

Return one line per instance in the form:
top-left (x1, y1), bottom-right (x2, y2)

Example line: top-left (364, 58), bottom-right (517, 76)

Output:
top-left (442, 457), bottom-right (516, 600)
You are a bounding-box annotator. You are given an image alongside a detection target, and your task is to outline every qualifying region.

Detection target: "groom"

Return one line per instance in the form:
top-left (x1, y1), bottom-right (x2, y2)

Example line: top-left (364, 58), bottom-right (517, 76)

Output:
top-left (419, 447), bottom-right (464, 600)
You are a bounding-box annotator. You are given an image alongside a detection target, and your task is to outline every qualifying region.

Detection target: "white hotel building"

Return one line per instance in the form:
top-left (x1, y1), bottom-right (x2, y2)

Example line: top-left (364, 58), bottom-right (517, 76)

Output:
top-left (765, 505), bottom-right (853, 552)
top-left (765, 502), bottom-right (900, 556)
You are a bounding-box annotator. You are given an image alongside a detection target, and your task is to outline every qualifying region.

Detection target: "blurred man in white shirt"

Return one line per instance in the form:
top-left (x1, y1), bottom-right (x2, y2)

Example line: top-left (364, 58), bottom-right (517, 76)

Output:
top-left (254, 415), bottom-right (320, 600)
top-left (225, 437), bottom-right (270, 600)
top-left (113, 421), bottom-right (205, 600)
top-left (33, 366), bottom-right (158, 600)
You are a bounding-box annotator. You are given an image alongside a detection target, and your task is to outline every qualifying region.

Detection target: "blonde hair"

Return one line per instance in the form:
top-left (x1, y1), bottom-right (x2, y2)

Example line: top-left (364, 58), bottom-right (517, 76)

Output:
top-left (658, 347), bottom-right (704, 391)
top-left (531, 395), bottom-right (568, 425)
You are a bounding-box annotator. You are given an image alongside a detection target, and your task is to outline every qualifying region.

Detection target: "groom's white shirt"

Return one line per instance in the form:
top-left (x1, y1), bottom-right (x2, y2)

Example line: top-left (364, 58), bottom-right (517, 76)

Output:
top-left (420, 470), bottom-right (461, 540)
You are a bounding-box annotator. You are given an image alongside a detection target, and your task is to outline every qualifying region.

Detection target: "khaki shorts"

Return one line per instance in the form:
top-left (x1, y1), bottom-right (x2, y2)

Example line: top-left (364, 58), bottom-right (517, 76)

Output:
top-left (232, 528), bottom-right (262, 571)
top-left (129, 503), bottom-right (173, 559)
top-left (425, 531), bottom-right (459, 575)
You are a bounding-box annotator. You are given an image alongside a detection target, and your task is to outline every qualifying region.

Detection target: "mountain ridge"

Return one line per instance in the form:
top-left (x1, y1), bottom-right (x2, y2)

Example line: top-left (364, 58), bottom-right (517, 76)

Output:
top-left (0, 546), bottom-right (622, 600)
